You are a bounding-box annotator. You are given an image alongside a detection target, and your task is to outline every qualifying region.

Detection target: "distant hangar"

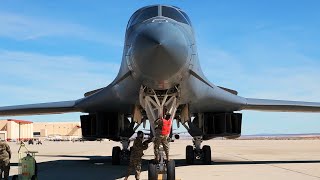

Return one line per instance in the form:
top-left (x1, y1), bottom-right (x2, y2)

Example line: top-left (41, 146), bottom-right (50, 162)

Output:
top-left (0, 119), bottom-right (81, 141)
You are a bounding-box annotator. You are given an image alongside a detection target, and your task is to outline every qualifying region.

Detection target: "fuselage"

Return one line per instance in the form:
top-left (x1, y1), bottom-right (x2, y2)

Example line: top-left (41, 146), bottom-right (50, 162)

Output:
top-left (124, 5), bottom-right (195, 90)
top-left (79, 5), bottom-right (246, 113)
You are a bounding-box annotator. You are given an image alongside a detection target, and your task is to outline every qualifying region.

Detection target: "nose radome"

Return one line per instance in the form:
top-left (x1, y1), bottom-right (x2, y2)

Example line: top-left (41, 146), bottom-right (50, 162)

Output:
top-left (131, 22), bottom-right (190, 80)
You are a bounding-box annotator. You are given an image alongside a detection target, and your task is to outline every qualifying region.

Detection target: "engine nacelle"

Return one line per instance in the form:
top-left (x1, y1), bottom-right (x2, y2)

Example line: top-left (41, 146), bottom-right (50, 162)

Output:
top-left (189, 112), bottom-right (242, 140)
top-left (225, 135), bottom-right (241, 139)
top-left (81, 112), bottom-right (132, 141)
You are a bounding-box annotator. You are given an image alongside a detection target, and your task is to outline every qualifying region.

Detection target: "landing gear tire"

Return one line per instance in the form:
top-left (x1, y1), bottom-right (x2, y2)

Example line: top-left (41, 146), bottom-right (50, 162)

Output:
top-left (167, 160), bottom-right (176, 180)
top-left (148, 160), bottom-right (158, 180)
top-left (202, 145), bottom-right (211, 165)
top-left (186, 145), bottom-right (194, 165)
top-left (112, 146), bottom-right (121, 165)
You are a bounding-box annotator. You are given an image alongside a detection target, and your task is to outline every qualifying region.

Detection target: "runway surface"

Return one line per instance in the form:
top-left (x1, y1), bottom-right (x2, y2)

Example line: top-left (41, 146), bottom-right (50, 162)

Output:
top-left (8, 140), bottom-right (320, 180)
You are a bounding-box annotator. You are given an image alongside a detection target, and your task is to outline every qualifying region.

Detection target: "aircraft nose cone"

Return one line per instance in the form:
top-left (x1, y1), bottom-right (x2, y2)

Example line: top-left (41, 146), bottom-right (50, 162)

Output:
top-left (131, 23), bottom-right (190, 80)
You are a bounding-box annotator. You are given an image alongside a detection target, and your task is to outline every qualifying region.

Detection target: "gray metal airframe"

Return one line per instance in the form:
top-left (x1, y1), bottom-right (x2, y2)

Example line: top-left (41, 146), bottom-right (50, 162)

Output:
top-left (1, 5), bottom-right (320, 131)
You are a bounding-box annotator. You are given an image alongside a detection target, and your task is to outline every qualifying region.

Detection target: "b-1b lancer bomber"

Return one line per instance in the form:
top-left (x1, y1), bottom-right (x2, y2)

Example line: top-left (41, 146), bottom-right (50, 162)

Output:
top-left (1, 4), bottom-right (320, 177)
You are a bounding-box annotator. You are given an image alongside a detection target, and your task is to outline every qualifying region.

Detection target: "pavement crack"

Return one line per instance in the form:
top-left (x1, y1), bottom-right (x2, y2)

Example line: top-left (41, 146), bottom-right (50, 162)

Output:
top-left (267, 164), bottom-right (320, 179)
top-left (216, 152), bottom-right (320, 179)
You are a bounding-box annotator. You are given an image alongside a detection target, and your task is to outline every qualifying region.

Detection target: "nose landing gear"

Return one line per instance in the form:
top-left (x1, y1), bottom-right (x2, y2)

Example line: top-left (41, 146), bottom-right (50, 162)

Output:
top-left (148, 146), bottom-right (176, 180)
top-left (140, 85), bottom-right (179, 179)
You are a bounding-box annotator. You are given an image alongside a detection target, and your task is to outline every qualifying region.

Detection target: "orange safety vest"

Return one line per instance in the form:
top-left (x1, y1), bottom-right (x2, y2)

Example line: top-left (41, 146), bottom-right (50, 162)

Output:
top-left (161, 118), bottom-right (172, 136)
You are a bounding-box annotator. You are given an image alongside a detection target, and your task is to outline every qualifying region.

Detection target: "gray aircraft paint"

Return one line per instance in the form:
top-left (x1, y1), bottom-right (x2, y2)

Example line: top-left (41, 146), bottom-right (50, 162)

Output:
top-left (1, 5), bottom-right (320, 117)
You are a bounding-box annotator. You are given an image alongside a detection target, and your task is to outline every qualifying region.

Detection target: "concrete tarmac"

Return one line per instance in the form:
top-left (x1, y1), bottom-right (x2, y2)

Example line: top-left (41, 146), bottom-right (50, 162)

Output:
top-left (7, 140), bottom-right (320, 180)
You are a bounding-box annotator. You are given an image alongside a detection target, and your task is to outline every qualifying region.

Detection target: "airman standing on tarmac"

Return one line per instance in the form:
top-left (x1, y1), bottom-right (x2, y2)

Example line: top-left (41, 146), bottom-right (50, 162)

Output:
top-left (124, 131), bottom-right (151, 180)
top-left (154, 112), bottom-right (173, 161)
top-left (0, 139), bottom-right (11, 180)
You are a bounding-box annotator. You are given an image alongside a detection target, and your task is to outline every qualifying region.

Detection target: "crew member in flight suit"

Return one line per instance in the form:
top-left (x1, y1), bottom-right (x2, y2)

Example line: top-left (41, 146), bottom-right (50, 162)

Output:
top-left (125, 131), bottom-right (151, 180)
top-left (154, 112), bottom-right (173, 161)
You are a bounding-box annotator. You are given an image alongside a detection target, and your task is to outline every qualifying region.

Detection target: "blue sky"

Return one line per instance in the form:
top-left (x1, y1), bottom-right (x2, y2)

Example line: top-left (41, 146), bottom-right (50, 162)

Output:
top-left (0, 0), bottom-right (320, 135)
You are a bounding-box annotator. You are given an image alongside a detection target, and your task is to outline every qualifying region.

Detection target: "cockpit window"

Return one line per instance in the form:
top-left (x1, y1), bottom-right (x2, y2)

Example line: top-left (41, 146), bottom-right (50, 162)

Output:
top-left (129, 6), bottom-right (158, 27)
top-left (161, 6), bottom-right (189, 24)
top-left (180, 11), bottom-right (192, 25)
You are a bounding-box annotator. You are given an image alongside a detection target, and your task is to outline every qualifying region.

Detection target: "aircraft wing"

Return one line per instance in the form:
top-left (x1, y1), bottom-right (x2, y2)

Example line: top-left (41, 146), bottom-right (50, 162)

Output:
top-left (0, 71), bottom-right (133, 117)
top-left (243, 98), bottom-right (320, 112)
top-left (0, 100), bottom-right (81, 116)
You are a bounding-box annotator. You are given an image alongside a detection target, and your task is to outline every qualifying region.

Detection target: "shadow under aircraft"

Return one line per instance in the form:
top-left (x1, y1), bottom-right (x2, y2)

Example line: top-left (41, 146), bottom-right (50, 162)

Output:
top-left (9, 154), bottom-right (320, 180)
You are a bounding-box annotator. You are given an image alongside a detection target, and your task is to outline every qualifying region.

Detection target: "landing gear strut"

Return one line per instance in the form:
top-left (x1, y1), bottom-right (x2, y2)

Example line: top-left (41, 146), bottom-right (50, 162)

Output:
top-left (112, 116), bottom-right (143, 165)
top-left (148, 146), bottom-right (175, 180)
top-left (185, 136), bottom-right (211, 165)
top-left (140, 86), bottom-right (179, 180)
top-left (112, 137), bottom-right (131, 165)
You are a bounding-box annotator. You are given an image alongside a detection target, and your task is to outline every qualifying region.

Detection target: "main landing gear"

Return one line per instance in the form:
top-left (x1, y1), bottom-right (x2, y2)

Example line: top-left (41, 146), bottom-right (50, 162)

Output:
top-left (186, 136), bottom-right (211, 165)
top-left (112, 115), bottom-right (143, 165)
top-left (112, 137), bottom-right (131, 165)
top-left (148, 146), bottom-right (175, 180)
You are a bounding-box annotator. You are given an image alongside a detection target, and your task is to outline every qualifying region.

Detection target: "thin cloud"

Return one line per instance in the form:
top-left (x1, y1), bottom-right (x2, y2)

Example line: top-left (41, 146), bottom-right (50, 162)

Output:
top-left (0, 50), bottom-right (120, 105)
top-left (0, 12), bottom-right (123, 46)
top-left (197, 44), bottom-right (320, 102)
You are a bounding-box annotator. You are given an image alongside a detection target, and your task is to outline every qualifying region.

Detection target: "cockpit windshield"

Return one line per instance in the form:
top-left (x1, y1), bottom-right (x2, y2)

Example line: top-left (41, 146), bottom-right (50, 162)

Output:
top-left (127, 5), bottom-right (191, 28)
top-left (161, 6), bottom-right (189, 25)
top-left (179, 10), bottom-right (192, 26)
top-left (128, 6), bottom-right (158, 27)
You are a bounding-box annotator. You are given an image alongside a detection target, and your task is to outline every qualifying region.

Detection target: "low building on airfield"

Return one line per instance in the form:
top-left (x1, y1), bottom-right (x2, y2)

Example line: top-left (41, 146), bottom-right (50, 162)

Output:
top-left (33, 122), bottom-right (82, 140)
top-left (0, 119), bottom-right (82, 141)
top-left (0, 119), bottom-right (33, 141)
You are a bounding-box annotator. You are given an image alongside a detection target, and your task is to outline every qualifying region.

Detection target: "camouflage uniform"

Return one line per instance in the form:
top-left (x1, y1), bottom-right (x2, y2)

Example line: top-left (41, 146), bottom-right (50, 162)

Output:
top-left (0, 141), bottom-right (11, 180)
top-left (126, 137), bottom-right (148, 180)
top-left (154, 118), bottom-right (170, 161)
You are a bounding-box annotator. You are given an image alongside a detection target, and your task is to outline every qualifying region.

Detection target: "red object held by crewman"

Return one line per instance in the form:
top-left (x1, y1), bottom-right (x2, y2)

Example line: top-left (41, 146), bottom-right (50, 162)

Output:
top-left (161, 118), bottom-right (172, 136)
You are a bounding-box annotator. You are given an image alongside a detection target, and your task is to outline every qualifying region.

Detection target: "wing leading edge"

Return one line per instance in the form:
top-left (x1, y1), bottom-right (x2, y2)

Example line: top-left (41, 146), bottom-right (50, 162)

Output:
top-left (243, 98), bottom-right (320, 112)
top-left (0, 70), bottom-right (135, 117)
top-left (0, 100), bottom-right (81, 116)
